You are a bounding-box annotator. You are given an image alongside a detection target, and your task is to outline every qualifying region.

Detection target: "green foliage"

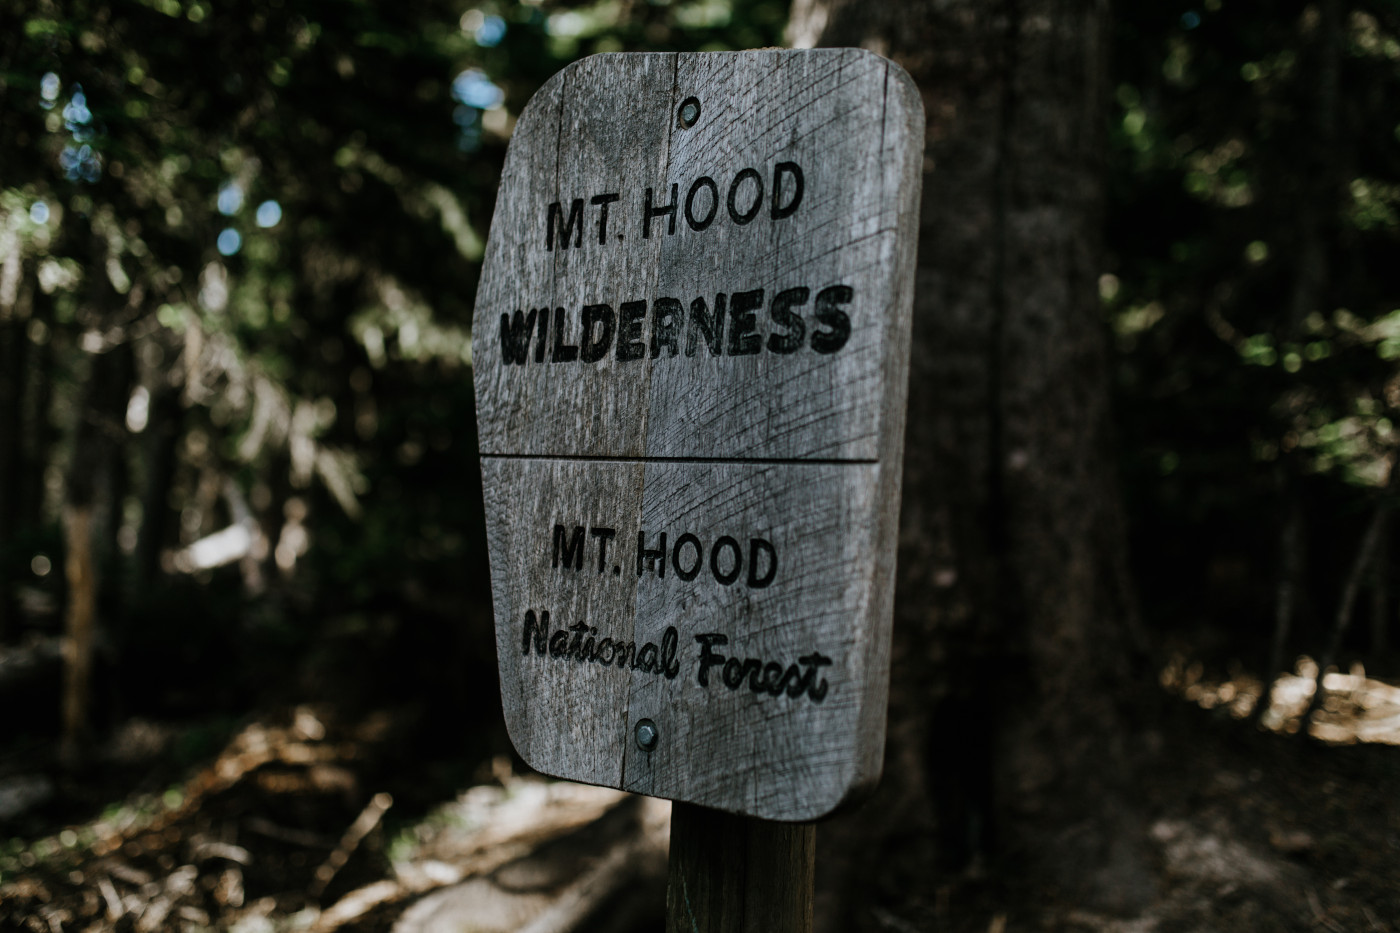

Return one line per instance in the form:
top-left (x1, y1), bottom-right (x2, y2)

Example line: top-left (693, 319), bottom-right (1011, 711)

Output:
top-left (1110, 1), bottom-right (1400, 640)
top-left (0, 0), bottom-right (788, 716)
top-left (6, 0), bottom-right (1394, 701)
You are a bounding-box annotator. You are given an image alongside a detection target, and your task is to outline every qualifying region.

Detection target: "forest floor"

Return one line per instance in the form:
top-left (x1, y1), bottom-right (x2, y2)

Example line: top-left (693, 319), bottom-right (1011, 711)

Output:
top-left (922, 659), bottom-right (1400, 933)
top-left (1, 657), bottom-right (1398, 933)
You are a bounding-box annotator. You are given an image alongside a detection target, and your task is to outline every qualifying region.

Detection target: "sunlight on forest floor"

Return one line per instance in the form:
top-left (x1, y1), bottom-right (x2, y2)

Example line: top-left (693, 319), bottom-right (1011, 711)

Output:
top-left (0, 710), bottom-right (671, 932)
top-left (1161, 654), bottom-right (1400, 745)
top-left (4, 682), bottom-right (1397, 931)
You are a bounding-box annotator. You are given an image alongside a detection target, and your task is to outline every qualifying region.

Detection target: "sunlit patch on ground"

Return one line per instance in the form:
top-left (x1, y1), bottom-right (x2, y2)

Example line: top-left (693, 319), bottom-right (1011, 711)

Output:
top-left (1161, 654), bottom-right (1400, 745)
top-left (0, 710), bottom-right (670, 932)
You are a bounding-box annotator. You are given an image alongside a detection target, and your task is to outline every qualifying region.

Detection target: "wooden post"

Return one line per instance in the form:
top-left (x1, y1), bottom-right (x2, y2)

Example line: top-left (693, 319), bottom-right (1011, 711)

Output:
top-left (666, 804), bottom-right (814, 933)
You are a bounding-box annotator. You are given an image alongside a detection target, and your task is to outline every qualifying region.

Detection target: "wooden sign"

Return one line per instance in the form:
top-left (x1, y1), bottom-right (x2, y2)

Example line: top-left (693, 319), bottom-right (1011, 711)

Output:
top-left (473, 49), bottom-right (923, 821)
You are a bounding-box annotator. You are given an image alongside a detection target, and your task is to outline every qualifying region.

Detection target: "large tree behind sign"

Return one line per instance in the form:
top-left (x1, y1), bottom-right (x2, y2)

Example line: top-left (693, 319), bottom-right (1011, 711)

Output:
top-left (788, 0), bottom-right (1148, 924)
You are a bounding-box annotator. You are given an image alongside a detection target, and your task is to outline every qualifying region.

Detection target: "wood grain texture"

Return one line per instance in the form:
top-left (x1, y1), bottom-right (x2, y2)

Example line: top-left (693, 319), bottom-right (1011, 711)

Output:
top-left (473, 49), bottom-right (923, 821)
top-left (665, 802), bottom-right (815, 933)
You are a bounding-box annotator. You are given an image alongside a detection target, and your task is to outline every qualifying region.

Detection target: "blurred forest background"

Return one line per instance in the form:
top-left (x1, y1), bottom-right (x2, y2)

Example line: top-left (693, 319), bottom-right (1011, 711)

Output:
top-left (2, 0), bottom-right (1399, 931)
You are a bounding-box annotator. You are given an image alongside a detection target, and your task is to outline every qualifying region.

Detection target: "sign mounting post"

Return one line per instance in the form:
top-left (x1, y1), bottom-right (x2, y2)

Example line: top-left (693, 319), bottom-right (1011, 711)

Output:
top-left (473, 48), bottom-right (923, 928)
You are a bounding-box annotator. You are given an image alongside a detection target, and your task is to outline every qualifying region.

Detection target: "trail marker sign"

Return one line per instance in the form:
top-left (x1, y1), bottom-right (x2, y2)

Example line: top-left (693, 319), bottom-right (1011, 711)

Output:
top-left (474, 49), bottom-right (923, 822)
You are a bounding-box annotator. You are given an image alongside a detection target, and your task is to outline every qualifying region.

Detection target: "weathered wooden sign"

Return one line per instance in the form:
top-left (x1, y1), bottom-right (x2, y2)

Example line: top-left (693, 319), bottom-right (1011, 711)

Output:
top-left (473, 49), bottom-right (923, 821)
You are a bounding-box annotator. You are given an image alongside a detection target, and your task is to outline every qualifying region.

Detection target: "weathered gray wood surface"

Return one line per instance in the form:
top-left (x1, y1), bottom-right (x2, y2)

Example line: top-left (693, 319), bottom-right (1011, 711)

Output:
top-left (473, 49), bottom-right (923, 821)
top-left (665, 802), bottom-right (814, 933)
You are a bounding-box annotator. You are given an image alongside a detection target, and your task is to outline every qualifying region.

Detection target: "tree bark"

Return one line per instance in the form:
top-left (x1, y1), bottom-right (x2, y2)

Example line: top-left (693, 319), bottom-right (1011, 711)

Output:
top-left (0, 269), bottom-right (28, 644)
top-left (1304, 507), bottom-right (1390, 727)
top-left (61, 502), bottom-right (97, 757)
top-left (788, 0), bottom-right (1148, 925)
top-left (1262, 491), bottom-right (1305, 723)
top-left (1371, 527), bottom-right (1389, 655)
top-left (132, 378), bottom-right (182, 598)
top-left (21, 287), bottom-right (56, 536)
top-left (61, 235), bottom-right (133, 757)
top-left (100, 341), bottom-right (135, 612)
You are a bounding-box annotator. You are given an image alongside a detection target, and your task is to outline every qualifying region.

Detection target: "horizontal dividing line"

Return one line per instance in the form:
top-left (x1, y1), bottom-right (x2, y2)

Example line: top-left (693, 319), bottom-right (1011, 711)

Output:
top-left (480, 452), bottom-right (878, 466)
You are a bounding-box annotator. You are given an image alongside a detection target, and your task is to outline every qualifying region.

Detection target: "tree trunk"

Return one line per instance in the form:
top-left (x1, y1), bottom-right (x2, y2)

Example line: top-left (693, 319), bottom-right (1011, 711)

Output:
top-left (0, 269), bottom-right (28, 645)
top-left (1371, 527), bottom-right (1389, 655)
top-left (61, 236), bottom-right (133, 757)
top-left (1263, 490), bottom-right (1305, 719)
top-left (61, 339), bottom-right (133, 757)
top-left (61, 502), bottom-right (97, 757)
top-left (22, 287), bottom-right (56, 535)
top-left (788, 0), bottom-right (1148, 925)
top-left (100, 341), bottom-right (135, 612)
top-left (132, 378), bottom-right (182, 598)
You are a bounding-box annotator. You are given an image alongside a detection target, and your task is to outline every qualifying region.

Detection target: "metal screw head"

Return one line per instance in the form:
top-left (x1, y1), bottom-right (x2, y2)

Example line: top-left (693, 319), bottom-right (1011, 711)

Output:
top-left (635, 718), bottom-right (659, 752)
top-left (677, 97), bottom-right (701, 129)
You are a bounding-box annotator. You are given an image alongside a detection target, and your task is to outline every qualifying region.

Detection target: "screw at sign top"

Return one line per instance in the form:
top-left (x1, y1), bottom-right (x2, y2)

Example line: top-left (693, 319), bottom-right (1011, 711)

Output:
top-left (677, 97), bottom-right (701, 129)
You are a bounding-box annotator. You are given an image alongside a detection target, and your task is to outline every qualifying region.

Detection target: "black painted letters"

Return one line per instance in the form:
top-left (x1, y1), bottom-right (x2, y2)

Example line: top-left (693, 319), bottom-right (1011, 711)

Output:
top-left (579, 304), bottom-right (615, 363)
top-left (812, 285), bottom-right (853, 354)
top-left (551, 521), bottom-right (777, 589)
top-left (726, 168), bottom-right (764, 225)
top-left (766, 287), bottom-right (808, 354)
top-left (543, 160), bottom-right (806, 250)
top-left (545, 199), bottom-right (583, 250)
top-left (616, 301), bottom-right (647, 362)
top-left (499, 308), bottom-right (537, 365)
top-left (726, 289), bottom-right (763, 356)
top-left (498, 284), bottom-right (856, 366)
top-left (522, 610), bottom-right (680, 680)
top-left (693, 633), bottom-right (831, 703)
top-left (685, 176), bottom-right (718, 231)
top-left (770, 162), bottom-right (803, 219)
top-left (550, 306), bottom-right (578, 363)
top-left (642, 184), bottom-right (678, 239)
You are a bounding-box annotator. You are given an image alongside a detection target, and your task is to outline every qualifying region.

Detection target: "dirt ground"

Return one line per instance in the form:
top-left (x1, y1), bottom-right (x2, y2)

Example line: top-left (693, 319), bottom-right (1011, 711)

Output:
top-left (2, 663), bottom-right (1398, 933)
top-left (918, 698), bottom-right (1400, 932)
